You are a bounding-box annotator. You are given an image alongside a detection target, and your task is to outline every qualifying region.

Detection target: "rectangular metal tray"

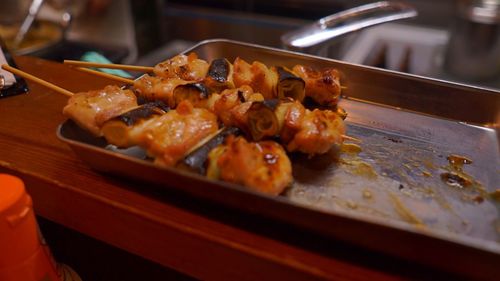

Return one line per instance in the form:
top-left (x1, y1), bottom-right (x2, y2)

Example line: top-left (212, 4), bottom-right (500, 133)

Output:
top-left (57, 39), bottom-right (500, 277)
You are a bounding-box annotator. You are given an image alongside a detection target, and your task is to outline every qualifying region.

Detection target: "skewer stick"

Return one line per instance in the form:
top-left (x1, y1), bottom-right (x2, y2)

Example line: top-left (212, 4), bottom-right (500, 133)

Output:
top-left (63, 60), bottom-right (154, 73)
top-left (1, 64), bottom-right (73, 97)
top-left (342, 134), bottom-right (361, 143)
top-left (74, 67), bottom-right (135, 85)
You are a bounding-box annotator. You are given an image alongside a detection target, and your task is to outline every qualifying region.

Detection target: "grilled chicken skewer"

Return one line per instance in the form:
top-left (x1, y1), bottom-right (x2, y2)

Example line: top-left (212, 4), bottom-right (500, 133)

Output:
top-left (63, 84), bottom-right (289, 190)
top-left (58, 76), bottom-right (295, 191)
top-left (62, 81), bottom-right (290, 192)
top-left (207, 85), bottom-right (346, 155)
top-left (2, 64), bottom-right (221, 166)
top-left (0, 64), bottom-right (327, 196)
top-left (66, 53), bottom-right (343, 107)
top-left (207, 56), bottom-right (341, 106)
top-left (135, 100), bottom-right (219, 166)
top-left (56, 61), bottom-right (349, 156)
top-left (136, 78), bottom-right (347, 156)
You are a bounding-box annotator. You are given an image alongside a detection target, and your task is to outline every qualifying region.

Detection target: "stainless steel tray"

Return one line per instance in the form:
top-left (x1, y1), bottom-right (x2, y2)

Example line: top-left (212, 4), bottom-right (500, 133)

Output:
top-left (57, 39), bottom-right (500, 278)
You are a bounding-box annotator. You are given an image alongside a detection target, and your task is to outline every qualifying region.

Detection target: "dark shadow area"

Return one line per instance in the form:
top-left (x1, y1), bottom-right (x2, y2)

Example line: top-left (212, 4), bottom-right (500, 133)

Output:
top-left (38, 217), bottom-right (195, 281)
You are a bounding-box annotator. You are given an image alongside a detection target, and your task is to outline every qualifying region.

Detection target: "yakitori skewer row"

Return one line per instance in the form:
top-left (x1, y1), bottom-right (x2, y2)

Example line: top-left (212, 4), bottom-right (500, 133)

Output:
top-left (64, 53), bottom-right (345, 107)
top-left (1, 52), bottom-right (357, 196)
top-left (0, 64), bottom-right (294, 195)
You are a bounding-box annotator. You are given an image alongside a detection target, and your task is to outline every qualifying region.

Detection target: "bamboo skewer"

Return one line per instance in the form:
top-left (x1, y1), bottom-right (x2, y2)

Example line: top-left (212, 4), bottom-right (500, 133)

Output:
top-left (75, 67), bottom-right (135, 85)
top-left (63, 60), bottom-right (154, 73)
top-left (342, 135), bottom-right (362, 143)
top-left (1, 64), bottom-right (74, 97)
top-left (64, 59), bottom-right (351, 93)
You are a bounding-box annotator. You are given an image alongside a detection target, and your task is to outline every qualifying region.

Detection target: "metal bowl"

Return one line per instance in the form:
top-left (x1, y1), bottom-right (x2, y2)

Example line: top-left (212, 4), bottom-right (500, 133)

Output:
top-left (0, 20), bottom-right (64, 56)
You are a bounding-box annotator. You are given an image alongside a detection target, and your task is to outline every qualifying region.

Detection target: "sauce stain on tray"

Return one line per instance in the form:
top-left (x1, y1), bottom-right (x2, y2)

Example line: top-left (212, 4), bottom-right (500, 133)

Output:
top-left (287, 123), bottom-right (499, 242)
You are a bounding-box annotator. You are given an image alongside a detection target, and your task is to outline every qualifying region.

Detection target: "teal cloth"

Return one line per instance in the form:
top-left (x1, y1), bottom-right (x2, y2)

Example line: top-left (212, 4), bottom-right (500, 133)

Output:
top-left (80, 52), bottom-right (133, 78)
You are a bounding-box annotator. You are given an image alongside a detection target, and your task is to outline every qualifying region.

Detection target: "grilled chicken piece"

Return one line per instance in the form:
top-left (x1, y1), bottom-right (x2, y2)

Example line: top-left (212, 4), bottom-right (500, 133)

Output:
top-left (292, 65), bottom-right (341, 106)
top-left (285, 107), bottom-right (345, 155)
top-left (233, 57), bottom-right (278, 100)
top-left (208, 85), bottom-right (264, 125)
top-left (101, 101), bottom-right (169, 147)
top-left (137, 100), bottom-right (219, 166)
top-left (154, 53), bottom-right (209, 81)
top-left (63, 85), bottom-right (138, 136)
top-left (274, 99), bottom-right (306, 144)
top-left (207, 136), bottom-right (292, 195)
top-left (133, 75), bottom-right (188, 107)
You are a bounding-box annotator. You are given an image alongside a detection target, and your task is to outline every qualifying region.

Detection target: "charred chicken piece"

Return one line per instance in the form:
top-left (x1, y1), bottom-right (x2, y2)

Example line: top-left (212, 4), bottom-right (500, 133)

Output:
top-left (292, 65), bottom-right (341, 107)
top-left (180, 127), bottom-right (242, 175)
top-left (63, 85), bottom-right (138, 136)
top-left (153, 53), bottom-right (209, 81)
top-left (205, 58), bottom-right (235, 93)
top-left (172, 82), bottom-right (211, 109)
top-left (207, 136), bottom-right (292, 196)
top-left (136, 100), bottom-right (219, 166)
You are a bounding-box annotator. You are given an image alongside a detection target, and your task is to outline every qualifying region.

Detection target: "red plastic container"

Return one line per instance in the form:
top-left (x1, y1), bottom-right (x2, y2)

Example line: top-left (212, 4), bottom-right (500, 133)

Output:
top-left (0, 174), bottom-right (60, 281)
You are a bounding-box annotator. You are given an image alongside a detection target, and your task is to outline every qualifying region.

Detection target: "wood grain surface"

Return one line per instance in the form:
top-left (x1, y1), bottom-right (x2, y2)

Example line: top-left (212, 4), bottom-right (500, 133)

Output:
top-left (0, 56), bottom-right (459, 280)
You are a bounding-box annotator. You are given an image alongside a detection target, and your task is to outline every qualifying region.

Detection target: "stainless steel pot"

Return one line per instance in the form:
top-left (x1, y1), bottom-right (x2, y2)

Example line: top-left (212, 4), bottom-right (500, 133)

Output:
top-left (281, 1), bottom-right (417, 56)
top-left (0, 14), bottom-right (71, 56)
top-left (444, 0), bottom-right (500, 81)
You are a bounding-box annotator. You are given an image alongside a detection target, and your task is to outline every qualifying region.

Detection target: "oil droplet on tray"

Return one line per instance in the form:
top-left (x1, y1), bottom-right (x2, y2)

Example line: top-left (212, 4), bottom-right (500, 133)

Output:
top-left (440, 154), bottom-right (486, 196)
top-left (489, 189), bottom-right (500, 202)
top-left (389, 192), bottom-right (424, 226)
top-left (472, 195), bottom-right (484, 204)
top-left (346, 200), bottom-right (358, 209)
top-left (447, 154), bottom-right (472, 169)
top-left (352, 161), bottom-right (378, 178)
top-left (341, 143), bottom-right (362, 154)
top-left (440, 172), bottom-right (473, 189)
top-left (422, 171), bottom-right (432, 177)
top-left (362, 189), bottom-right (373, 199)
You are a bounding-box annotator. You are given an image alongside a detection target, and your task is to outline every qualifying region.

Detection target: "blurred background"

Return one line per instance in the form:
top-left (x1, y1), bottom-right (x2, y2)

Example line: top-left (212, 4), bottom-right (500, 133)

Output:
top-left (1, 1), bottom-right (498, 280)
top-left (0, 0), bottom-right (499, 88)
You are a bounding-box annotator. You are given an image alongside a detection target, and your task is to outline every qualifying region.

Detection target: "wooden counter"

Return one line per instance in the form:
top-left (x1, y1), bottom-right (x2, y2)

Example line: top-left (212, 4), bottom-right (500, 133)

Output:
top-left (0, 56), bottom-right (455, 280)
